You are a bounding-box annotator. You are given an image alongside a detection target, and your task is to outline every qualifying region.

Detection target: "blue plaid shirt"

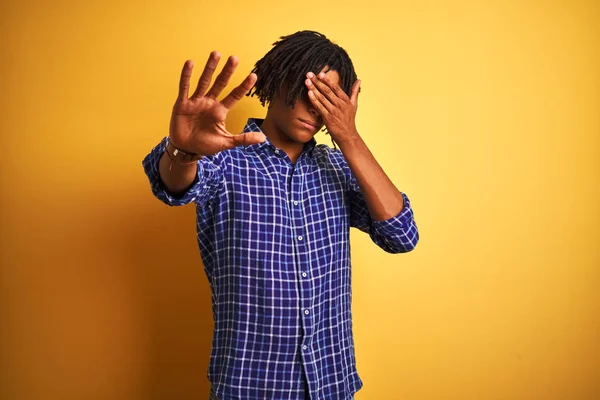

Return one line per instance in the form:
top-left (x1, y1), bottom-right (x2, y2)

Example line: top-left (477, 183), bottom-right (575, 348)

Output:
top-left (142, 118), bottom-right (419, 400)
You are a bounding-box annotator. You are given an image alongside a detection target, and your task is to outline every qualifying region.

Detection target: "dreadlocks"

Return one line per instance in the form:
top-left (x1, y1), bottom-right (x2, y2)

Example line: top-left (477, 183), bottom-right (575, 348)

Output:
top-left (247, 30), bottom-right (358, 109)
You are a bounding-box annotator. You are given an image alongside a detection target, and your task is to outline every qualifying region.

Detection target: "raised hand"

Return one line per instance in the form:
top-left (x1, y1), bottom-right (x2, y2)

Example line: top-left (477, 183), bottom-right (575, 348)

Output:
top-left (304, 71), bottom-right (361, 144)
top-left (169, 51), bottom-right (266, 156)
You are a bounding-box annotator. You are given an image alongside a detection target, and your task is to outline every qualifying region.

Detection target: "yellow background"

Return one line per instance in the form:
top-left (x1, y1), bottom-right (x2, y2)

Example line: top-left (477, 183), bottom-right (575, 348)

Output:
top-left (1, 0), bottom-right (598, 399)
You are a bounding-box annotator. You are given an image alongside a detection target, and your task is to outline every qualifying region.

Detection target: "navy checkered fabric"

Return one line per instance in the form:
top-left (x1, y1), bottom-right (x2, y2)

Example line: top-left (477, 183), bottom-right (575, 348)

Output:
top-left (142, 118), bottom-right (419, 400)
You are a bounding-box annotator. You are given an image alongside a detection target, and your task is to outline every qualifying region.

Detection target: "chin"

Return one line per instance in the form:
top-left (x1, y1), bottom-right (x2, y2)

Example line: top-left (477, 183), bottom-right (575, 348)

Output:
top-left (289, 129), bottom-right (316, 143)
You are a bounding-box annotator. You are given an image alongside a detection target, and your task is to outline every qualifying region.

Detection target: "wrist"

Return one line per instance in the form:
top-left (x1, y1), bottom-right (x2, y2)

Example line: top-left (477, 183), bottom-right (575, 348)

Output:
top-left (335, 129), bottom-right (361, 150)
top-left (165, 137), bottom-right (202, 168)
top-left (167, 136), bottom-right (197, 155)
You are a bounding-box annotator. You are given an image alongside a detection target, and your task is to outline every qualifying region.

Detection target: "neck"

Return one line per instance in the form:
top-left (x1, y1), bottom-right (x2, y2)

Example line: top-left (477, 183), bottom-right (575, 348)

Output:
top-left (259, 115), bottom-right (304, 164)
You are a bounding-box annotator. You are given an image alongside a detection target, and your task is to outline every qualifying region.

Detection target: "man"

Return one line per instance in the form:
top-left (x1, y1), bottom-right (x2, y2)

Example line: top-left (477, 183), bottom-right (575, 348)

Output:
top-left (143, 30), bottom-right (419, 400)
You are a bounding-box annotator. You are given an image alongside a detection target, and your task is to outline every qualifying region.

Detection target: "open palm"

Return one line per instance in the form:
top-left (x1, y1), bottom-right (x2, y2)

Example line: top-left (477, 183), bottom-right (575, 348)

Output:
top-left (169, 52), bottom-right (265, 156)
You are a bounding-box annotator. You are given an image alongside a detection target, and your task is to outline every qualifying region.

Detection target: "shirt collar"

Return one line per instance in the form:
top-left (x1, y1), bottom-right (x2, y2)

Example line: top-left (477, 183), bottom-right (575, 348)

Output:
top-left (243, 117), bottom-right (317, 156)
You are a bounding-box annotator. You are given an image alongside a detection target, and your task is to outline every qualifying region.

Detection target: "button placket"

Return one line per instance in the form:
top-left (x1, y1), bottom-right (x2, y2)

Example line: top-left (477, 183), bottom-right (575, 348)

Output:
top-left (289, 162), bottom-right (314, 357)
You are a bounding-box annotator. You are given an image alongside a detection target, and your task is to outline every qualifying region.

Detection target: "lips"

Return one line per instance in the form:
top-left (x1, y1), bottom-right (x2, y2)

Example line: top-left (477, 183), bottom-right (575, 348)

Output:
top-left (298, 118), bottom-right (318, 129)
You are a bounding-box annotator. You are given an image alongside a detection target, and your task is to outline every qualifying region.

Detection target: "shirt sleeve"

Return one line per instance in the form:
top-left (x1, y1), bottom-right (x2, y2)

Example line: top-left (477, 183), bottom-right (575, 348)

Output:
top-left (343, 156), bottom-right (419, 254)
top-left (142, 137), bottom-right (224, 207)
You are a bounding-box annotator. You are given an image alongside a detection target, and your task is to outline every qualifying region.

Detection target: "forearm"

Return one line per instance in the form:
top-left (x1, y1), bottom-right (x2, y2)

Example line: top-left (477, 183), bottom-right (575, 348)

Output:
top-left (158, 151), bottom-right (198, 195)
top-left (337, 131), bottom-right (404, 221)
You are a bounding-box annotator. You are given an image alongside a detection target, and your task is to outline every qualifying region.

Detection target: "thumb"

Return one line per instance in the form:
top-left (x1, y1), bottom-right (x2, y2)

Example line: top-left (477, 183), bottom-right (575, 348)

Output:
top-left (230, 131), bottom-right (267, 147)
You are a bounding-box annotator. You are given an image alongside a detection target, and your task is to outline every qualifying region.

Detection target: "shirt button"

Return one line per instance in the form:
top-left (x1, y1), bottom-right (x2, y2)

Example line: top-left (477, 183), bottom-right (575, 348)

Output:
top-left (274, 149), bottom-right (280, 155)
top-left (304, 309), bottom-right (310, 315)
top-left (302, 272), bottom-right (307, 277)
top-left (298, 236), bottom-right (303, 241)
top-left (302, 345), bottom-right (308, 350)
top-left (293, 201), bottom-right (299, 206)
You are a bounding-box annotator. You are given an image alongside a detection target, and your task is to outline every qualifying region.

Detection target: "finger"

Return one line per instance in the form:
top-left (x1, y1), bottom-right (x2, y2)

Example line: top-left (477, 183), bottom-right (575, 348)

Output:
top-left (191, 51), bottom-right (221, 99)
top-left (306, 74), bottom-right (339, 106)
top-left (307, 89), bottom-right (330, 116)
top-left (229, 131), bottom-right (267, 147)
top-left (350, 79), bottom-right (361, 106)
top-left (178, 60), bottom-right (194, 100)
top-left (306, 79), bottom-right (335, 113)
top-left (221, 72), bottom-right (258, 110)
top-left (312, 72), bottom-right (350, 103)
top-left (205, 55), bottom-right (239, 99)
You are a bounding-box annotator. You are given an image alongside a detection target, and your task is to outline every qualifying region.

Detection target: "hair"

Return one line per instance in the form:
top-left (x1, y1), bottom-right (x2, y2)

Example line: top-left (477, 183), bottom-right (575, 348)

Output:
top-left (247, 30), bottom-right (358, 109)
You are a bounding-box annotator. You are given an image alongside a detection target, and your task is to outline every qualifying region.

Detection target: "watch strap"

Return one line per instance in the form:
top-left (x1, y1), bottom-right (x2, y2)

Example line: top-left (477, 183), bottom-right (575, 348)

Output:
top-left (165, 138), bottom-right (202, 164)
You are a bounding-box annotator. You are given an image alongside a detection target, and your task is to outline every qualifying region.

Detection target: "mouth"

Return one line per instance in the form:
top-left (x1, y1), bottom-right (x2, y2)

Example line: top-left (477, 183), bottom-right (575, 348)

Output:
top-left (298, 118), bottom-right (318, 130)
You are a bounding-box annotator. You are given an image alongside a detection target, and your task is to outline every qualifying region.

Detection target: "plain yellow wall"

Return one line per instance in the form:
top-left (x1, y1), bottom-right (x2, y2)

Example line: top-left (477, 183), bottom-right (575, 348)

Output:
top-left (1, 0), bottom-right (598, 399)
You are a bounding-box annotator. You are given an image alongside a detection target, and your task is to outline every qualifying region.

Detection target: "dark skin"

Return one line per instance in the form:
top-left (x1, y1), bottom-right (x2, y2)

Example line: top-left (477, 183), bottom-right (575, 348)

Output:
top-left (260, 68), bottom-right (405, 220)
top-left (259, 68), bottom-right (341, 164)
top-left (160, 51), bottom-right (404, 220)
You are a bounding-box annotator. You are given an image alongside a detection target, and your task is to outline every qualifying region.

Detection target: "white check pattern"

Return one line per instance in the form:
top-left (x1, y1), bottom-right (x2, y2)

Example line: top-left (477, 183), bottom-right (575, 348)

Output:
top-left (142, 118), bottom-right (419, 400)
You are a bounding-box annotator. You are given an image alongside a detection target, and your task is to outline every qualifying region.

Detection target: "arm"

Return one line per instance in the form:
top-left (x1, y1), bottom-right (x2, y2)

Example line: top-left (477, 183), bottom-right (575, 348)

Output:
top-left (305, 71), bottom-right (419, 253)
top-left (142, 52), bottom-right (265, 206)
top-left (158, 149), bottom-right (198, 195)
top-left (329, 145), bottom-right (419, 254)
top-left (337, 131), bottom-right (404, 221)
top-left (142, 137), bottom-right (222, 207)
